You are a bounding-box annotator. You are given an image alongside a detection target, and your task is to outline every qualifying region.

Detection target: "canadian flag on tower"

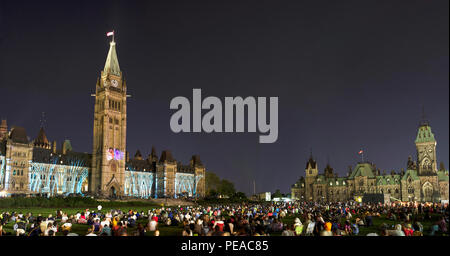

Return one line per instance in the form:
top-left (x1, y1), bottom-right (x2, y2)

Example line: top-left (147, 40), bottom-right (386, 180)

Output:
top-left (106, 31), bottom-right (114, 37)
top-left (358, 150), bottom-right (363, 154)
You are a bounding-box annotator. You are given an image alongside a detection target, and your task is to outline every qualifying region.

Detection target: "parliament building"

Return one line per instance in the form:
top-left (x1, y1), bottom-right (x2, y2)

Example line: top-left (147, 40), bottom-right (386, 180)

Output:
top-left (0, 39), bottom-right (206, 199)
top-left (291, 121), bottom-right (449, 203)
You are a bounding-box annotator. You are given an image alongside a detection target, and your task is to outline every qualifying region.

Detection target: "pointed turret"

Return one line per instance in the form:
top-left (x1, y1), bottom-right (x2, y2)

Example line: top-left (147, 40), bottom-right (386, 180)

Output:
top-left (103, 41), bottom-right (121, 77)
top-left (0, 119), bottom-right (7, 138)
top-left (190, 155), bottom-right (203, 167)
top-left (306, 155), bottom-right (317, 169)
top-left (416, 106), bottom-right (435, 144)
top-left (134, 149), bottom-right (143, 160)
top-left (147, 146), bottom-right (158, 163)
top-left (324, 163), bottom-right (334, 178)
top-left (34, 127), bottom-right (50, 149)
top-left (61, 140), bottom-right (72, 154)
top-left (159, 150), bottom-right (175, 163)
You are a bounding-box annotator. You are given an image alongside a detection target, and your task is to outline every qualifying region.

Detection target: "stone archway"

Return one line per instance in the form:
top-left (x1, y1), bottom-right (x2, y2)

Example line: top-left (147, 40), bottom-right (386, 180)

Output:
top-left (422, 182), bottom-right (433, 202)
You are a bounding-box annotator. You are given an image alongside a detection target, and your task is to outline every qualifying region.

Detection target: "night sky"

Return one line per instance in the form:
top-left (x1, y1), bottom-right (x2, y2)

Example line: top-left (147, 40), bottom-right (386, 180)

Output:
top-left (0, 0), bottom-right (448, 195)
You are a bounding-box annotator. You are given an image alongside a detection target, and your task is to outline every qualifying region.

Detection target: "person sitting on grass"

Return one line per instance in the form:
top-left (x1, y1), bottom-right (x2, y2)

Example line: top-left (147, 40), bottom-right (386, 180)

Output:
top-left (320, 222), bottom-right (333, 236)
top-left (86, 228), bottom-right (97, 236)
top-left (100, 217), bottom-right (110, 228)
top-left (136, 223), bottom-right (145, 236)
top-left (40, 218), bottom-right (48, 234)
top-left (44, 222), bottom-right (57, 236)
top-left (281, 224), bottom-right (295, 236)
top-left (413, 220), bottom-right (423, 233)
top-left (92, 219), bottom-right (101, 233)
top-left (403, 223), bottom-right (414, 236)
top-left (61, 213), bottom-right (68, 223)
top-left (343, 220), bottom-right (352, 236)
top-left (99, 224), bottom-right (112, 236)
top-left (388, 224), bottom-right (405, 236)
top-left (351, 220), bottom-right (359, 236)
top-left (77, 212), bottom-right (87, 224)
top-left (114, 222), bottom-right (126, 236)
top-left (61, 222), bottom-right (72, 232)
top-left (119, 227), bottom-right (128, 236)
top-left (28, 221), bottom-right (41, 236)
top-left (27, 213), bottom-right (34, 223)
top-left (437, 216), bottom-right (448, 233)
top-left (14, 218), bottom-right (27, 236)
top-left (365, 212), bottom-right (373, 227)
top-left (294, 218), bottom-right (303, 236)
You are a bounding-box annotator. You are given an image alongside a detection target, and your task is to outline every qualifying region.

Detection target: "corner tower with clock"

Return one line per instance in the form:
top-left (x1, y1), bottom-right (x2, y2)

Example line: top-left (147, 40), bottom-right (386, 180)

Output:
top-left (415, 118), bottom-right (437, 176)
top-left (90, 37), bottom-right (128, 197)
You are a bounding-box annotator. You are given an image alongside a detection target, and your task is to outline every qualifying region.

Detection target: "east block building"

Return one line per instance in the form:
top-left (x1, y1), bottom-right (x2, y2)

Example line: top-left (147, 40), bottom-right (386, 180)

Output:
top-left (291, 121), bottom-right (449, 203)
top-left (0, 39), bottom-right (206, 199)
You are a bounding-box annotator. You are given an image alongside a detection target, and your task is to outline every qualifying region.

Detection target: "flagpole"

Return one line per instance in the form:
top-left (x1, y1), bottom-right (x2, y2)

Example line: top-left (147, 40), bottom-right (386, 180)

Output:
top-left (361, 148), bottom-right (364, 162)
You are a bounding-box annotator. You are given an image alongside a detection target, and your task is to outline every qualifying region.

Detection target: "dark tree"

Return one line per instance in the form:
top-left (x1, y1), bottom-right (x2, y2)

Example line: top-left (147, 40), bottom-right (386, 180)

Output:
top-left (272, 189), bottom-right (282, 198)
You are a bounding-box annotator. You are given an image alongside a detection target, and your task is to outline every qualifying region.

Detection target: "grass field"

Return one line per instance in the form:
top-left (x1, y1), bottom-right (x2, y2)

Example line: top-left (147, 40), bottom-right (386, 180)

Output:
top-left (1, 206), bottom-right (446, 236)
top-left (1, 206), bottom-right (183, 236)
top-left (275, 213), bottom-right (445, 236)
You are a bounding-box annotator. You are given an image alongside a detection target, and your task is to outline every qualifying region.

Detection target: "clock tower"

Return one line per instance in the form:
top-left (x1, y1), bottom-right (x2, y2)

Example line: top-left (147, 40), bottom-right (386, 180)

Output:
top-left (415, 119), bottom-right (437, 176)
top-left (90, 38), bottom-right (128, 197)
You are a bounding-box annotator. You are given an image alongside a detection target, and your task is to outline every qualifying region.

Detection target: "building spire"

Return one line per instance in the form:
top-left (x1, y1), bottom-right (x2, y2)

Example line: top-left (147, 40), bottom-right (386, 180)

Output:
top-left (103, 33), bottom-right (121, 77)
top-left (419, 104), bottom-right (429, 126)
top-left (40, 112), bottom-right (46, 128)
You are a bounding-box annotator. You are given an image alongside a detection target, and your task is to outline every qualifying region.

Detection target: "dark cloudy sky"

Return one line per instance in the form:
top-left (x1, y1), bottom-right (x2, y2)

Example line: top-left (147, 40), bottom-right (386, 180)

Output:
top-left (0, 0), bottom-right (448, 195)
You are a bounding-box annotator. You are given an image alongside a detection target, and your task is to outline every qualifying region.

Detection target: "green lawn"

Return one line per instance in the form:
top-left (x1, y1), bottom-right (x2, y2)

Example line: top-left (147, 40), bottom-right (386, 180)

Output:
top-left (1, 207), bottom-right (446, 236)
top-left (1, 206), bottom-right (184, 236)
top-left (277, 213), bottom-right (446, 236)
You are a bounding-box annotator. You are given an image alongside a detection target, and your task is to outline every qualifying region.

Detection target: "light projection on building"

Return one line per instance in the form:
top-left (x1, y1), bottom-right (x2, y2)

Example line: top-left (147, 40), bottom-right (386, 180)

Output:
top-left (106, 148), bottom-right (124, 161)
top-left (28, 158), bottom-right (89, 197)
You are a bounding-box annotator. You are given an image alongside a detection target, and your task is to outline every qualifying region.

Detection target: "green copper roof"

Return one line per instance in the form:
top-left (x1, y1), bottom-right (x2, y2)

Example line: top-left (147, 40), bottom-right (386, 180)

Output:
top-left (402, 169), bottom-right (419, 181)
top-left (328, 177), bottom-right (347, 186)
top-left (104, 41), bottom-right (121, 76)
top-left (437, 170), bottom-right (449, 182)
top-left (315, 175), bottom-right (327, 184)
top-left (415, 125), bottom-right (435, 143)
top-left (349, 163), bottom-right (375, 179)
top-left (376, 174), bottom-right (401, 185)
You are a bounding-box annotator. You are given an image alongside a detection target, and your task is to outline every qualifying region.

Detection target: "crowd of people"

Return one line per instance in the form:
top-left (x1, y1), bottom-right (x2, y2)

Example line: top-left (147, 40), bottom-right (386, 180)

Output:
top-left (0, 201), bottom-right (448, 236)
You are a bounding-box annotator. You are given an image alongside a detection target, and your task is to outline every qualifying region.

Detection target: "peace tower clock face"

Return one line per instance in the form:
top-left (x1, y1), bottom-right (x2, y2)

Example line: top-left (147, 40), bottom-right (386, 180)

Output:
top-left (111, 79), bottom-right (119, 87)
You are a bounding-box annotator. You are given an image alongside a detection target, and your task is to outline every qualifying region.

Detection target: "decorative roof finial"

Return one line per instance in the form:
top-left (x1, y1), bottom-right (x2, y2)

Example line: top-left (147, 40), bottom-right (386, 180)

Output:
top-left (40, 112), bottom-right (46, 128)
top-left (107, 30), bottom-right (115, 42)
top-left (420, 104), bottom-right (429, 126)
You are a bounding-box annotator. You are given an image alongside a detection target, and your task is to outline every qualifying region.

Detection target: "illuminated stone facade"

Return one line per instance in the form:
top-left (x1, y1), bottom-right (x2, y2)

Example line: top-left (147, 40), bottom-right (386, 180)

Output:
top-left (291, 122), bottom-right (449, 203)
top-left (0, 39), bottom-right (206, 198)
